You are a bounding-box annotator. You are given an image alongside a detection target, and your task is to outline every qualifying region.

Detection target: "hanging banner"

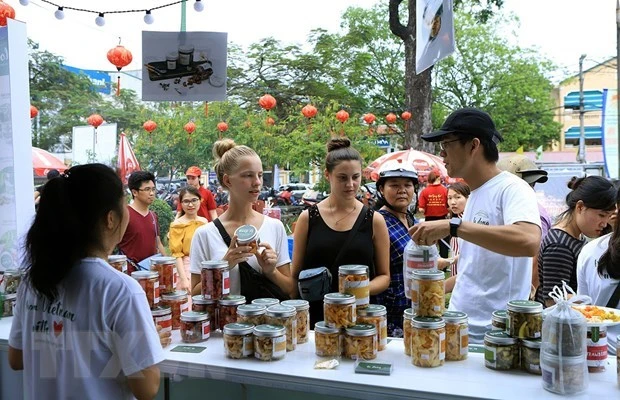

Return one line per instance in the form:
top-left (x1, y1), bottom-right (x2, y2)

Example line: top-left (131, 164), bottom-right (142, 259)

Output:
top-left (416, 0), bottom-right (455, 74)
top-left (118, 132), bottom-right (141, 185)
top-left (601, 89), bottom-right (619, 179)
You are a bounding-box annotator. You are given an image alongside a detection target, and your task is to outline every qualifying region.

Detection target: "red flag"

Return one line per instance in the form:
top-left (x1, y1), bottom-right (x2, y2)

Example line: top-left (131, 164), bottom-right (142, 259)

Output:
top-left (118, 132), bottom-right (140, 185)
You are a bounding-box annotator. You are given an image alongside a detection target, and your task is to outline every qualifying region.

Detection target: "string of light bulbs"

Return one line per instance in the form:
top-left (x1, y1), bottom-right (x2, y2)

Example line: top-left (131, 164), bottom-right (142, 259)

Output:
top-left (15, 0), bottom-right (204, 26)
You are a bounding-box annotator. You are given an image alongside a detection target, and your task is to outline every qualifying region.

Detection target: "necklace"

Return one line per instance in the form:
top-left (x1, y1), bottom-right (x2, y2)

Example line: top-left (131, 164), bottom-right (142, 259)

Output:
top-left (329, 197), bottom-right (357, 225)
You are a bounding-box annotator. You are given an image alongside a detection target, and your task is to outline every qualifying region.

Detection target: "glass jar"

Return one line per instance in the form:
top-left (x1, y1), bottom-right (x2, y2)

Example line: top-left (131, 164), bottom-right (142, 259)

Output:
top-left (253, 324), bottom-right (287, 361)
top-left (587, 326), bottom-right (607, 372)
top-left (252, 298), bottom-right (279, 308)
top-left (521, 338), bottom-right (541, 375)
top-left (2, 269), bottom-right (22, 294)
top-left (541, 353), bottom-right (588, 395)
top-left (265, 304), bottom-right (297, 351)
top-left (411, 270), bottom-right (445, 317)
top-left (192, 295), bottom-right (218, 330)
top-left (443, 311), bottom-right (468, 361)
top-left (166, 52), bottom-right (178, 70)
top-left (356, 304), bottom-right (387, 351)
top-left (314, 321), bottom-right (342, 358)
top-left (344, 324), bottom-right (377, 360)
top-left (491, 309), bottom-right (507, 331)
top-left (324, 293), bottom-right (356, 329)
top-left (151, 305), bottom-right (172, 334)
top-left (542, 315), bottom-right (586, 357)
top-left (223, 323), bottom-right (255, 359)
top-left (411, 317), bottom-right (446, 368)
top-left (107, 255), bottom-right (127, 274)
top-left (506, 300), bottom-right (543, 339)
top-left (404, 242), bottom-right (439, 299)
top-left (338, 265), bottom-right (370, 309)
top-left (161, 290), bottom-right (189, 330)
top-left (131, 271), bottom-right (160, 308)
top-left (281, 299), bottom-right (310, 344)
top-left (178, 45), bottom-right (194, 66)
top-left (236, 304), bottom-right (266, 326)
top-left (484, 331), bottom-right (519, 370)
top-left (180, 311), bottom-right (210, 343)
top-left (235, 225), bottom-right (260, 254)
top-left (219, 295), bottom-right (246, 330)
top-left (2, 293), bottom-right (16, 317)
top-left (403, 308), bottom-right (414, 356)
top-left (150, 256), bottom-right (177, 295)
top-left (200, 260), bottom-right (230, 300)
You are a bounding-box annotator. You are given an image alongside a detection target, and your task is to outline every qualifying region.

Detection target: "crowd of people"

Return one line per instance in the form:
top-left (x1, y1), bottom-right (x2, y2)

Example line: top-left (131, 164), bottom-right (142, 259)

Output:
top-left (8, 107), bottom-right (620, 397)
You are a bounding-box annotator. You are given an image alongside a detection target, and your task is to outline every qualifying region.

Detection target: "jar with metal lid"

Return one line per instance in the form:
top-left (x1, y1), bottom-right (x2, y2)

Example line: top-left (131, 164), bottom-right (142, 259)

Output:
top-left (2, 293), bottom-right (16, 317)
top-left (314, 321), bottom-right (342, 358)
top-left (200, 260), bottom-right (230, 300)
top-left (411, 270), bottom-right (444, 317)
top-left (150, 256), bottom-right (177, 294)
top-left (403, 308), bottom-right (414, 356)
top-left (131, 271), bottom-right (160, 308)
top-left (541, 353), bottom-right (588, 395)
top-left (587, 326), bottom-right (607, 372)
top-left (506, 300), bottom-right (543, 339)
top-left (236, 304), bottom-right (266, 326)
top-left (357, 304), bottom-right (387, 351)
top-left (192, 295), bottom-right (217, 330)
top-left (178, 45), bottom-right (194, 66)
top-left (166, 52), bottom-right (178, 70)
top-left (234, 225), bottom-right (260, 254)
top-left (219, 295), bottom-right (246, 329)
top-left (151, 305), bottom-right (172, 333)
top-left (265, 304), bottom-right (297, 351)
top-left (2, 269), bottom-right (22, 294)
top-left (344, 324), bottom-right (377, 360)
top-left (107, 255), bottom-right (127, 274)
top-left (223, 323), bottom-right (255, 359)
top-left (338, 265), bottom-right (370, 309)
top-left (484, 331), bottom-right (519, 370)
top-left (521, 339), bottom-right (541, 375)
top-left (491, 309), bottom-right (507, 331)
top-left (161, 290), bottom-right (189, 330)
top-left (444, 311), bottom-right (468, 361)
top-left (253, 324), bottom-right (287, 361)
top-left (252, 298), bottom-right (279, 308)
top-left (324, 293), bottom-right (356, 328)
top-left (411, 317), bottom-right (446, 367)
top-left (180, 311), bottom-right (210, 343)
top-left (404, 242), bottom-right (439, 300)
top-left (281, 299), bottom-right (310, 344)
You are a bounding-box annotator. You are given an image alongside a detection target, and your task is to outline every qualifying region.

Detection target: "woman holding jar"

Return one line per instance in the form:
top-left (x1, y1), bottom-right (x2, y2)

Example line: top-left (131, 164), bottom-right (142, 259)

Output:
top-left (169, 186), bottom-right (208, 292)
top-left (292, 137), bottom-right (390, 327)
top-left (189, 139), bottom-right (294, 298)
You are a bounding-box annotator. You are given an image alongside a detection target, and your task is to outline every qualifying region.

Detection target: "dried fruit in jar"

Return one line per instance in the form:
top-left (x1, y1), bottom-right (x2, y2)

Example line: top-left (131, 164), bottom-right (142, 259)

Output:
top-left (411, 326), bottom-right (446, 367)
top-left (324, 303), bottom-right (356, 328)
top-left (344, 335), bottom-right (377, 360)
top-left (445, 322), bottom-right (468, 361)
top-left (412, 279), bottom-right (444, 317)
top-left (254, 336), bottom-right (286, 361)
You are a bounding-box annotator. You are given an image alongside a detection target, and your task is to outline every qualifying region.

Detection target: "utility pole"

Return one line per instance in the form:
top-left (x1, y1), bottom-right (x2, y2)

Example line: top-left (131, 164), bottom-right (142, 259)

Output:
top-left (577, 54), bottom-right (587, 164)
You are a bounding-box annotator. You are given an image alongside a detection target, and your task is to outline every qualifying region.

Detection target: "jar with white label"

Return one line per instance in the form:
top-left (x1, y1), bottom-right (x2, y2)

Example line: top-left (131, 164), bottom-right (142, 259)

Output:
top-left (521, 338), bottom-right (541, 375)
top-left (150, 256), bottom-right (178, 295)
top-left (411, 270), bottom-right (444, 317)
top-left (236, 304), bottom-right (266, 326)
top-left (178, 45), bottom-right (194, 66)
top-left (131, 271), bottom-right (160, 308)
top-left (443, 311), bottom-right (468, 361)
top-left (315, 321), bottom-right (342, 358)
top-left (491, 309), bottom-right (507, 331)
top-left (338, 265), bottom-right (369, 309)
top-left (506, 300), bottom-right (542, 339)
top-left (223, 323), bottom-right (255, 359)
top-left (161, 290), bottom-right (189, 330)
top-left (219, 295), bottom-right (246, 330)
top-left (403, 308), bottom-right (414, 356)
top-left (253, 324), bottom-right (287, 361)
top-left (180, 311), bottom-right (210, 343)
top-left (344, 324), bottom-right (377, 360)
top-left (192, 295), bottom-right (218, 330)
top-left (2, 293), bottom-right (16, 317)
top-left (265, 304), bottom-right (297, 351)
top-left (107, 255), bottom-right (127, 274)
top-left (151, 305), bottom-right (172, 334)
top-left (411, 317), bottom-right (446, 367)
top-left (251, 298), bottom-right (279, 308)
top-left (403, 242), bottom-right (439, 299)
top-left (484, 331), bottom-right (519, 370)
top-left (281, 299), bottom-right (310, 344)
top-left (356, 304), bottom-right (387, 351)
top-left (201, 260), bottom-right (230, 300)
top-left (587, 326), bottom-right (607, 372)
top-left (324, 293), bottom-right (356, 328)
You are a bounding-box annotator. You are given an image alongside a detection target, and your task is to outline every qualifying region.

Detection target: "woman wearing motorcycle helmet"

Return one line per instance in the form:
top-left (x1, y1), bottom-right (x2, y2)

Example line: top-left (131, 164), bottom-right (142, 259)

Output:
top-left (373, 160), bottom-right (418, 337)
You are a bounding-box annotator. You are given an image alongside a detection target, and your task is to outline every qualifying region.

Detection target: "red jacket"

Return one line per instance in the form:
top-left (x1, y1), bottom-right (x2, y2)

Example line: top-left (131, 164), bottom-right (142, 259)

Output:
top-left (419, 183), bottom-right (448, 218)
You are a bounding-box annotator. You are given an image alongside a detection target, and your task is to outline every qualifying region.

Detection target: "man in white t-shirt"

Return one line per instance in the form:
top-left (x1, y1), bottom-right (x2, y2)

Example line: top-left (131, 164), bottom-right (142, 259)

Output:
top-left (410, 108), bottom-right (541, 343)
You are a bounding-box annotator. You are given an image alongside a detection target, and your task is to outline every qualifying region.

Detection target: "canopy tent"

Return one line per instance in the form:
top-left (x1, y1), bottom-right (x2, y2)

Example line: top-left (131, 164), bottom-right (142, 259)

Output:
top-left (32, 147), bottom-right (68, 177)
top-left (363, 148), bottom-right (459, 184)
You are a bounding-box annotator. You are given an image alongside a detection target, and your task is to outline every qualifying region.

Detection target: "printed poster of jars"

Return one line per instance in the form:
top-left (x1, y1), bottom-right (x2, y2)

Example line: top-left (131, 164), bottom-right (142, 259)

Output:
top-left (142, 31), bottom-right (227, 101)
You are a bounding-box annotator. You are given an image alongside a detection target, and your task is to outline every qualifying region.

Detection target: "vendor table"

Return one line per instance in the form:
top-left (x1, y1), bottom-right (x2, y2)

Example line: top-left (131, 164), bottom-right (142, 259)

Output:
top-left (0, 316), bottom-right (617, 399)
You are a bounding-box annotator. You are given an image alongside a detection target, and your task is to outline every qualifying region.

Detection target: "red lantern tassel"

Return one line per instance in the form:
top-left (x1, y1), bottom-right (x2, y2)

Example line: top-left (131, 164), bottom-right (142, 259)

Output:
top-left (116, 76), bottom-right (121, 96)
top-left (340, 123), bottom-right (344, 136)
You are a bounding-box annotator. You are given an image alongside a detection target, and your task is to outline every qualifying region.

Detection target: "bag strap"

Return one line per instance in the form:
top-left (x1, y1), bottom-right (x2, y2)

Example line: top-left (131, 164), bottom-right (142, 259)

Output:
top-left (330, 205), bottom-right (368, 271)
top-left (606, 282), bottom-right (620, 308)
top-left (213, 218), bottom-right (232, 246)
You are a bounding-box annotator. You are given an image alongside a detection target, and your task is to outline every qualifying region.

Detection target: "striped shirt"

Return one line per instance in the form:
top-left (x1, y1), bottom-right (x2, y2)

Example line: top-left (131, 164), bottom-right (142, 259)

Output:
top-left (535, 228), bottom-right (585, 305)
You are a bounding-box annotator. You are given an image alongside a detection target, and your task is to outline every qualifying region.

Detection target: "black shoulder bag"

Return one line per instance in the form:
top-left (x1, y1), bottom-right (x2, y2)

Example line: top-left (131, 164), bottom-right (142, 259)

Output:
top-left (606, 282), bottom-right (620, 308)
top-left (213, 218), bottom-right (289, 303)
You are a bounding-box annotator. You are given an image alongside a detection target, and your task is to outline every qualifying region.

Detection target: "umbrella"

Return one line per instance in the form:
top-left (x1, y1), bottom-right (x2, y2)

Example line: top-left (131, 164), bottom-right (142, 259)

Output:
top-left (118, 132), bottom-right (140, 185)
top-left (32, 147), bottom-right (68, 177)
top-left (363, 148), bottom-right (459, 184)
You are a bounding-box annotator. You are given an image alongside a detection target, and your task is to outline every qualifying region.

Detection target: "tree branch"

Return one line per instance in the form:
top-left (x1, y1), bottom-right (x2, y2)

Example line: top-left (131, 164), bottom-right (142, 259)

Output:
top-left (388, 0), bottom-right (409, 41)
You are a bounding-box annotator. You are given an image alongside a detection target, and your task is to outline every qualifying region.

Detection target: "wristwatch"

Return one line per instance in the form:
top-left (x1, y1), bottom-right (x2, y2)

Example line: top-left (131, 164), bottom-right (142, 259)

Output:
top-left (450, 217), bottom-right (462, 237)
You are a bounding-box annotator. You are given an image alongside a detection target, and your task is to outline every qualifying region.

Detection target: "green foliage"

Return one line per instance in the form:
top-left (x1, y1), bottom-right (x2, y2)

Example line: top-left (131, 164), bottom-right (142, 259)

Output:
top-left (149, 198), bottom-right (175, 245)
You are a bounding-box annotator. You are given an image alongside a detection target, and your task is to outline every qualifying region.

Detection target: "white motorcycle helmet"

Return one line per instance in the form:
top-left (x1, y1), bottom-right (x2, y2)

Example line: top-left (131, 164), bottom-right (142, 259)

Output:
top-left (375, 160), bottom-right (419, 220)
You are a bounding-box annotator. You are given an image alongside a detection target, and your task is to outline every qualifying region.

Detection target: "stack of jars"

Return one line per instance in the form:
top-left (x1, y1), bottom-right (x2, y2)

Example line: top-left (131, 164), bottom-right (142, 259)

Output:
top-left (1, 269), bottom-right (22, 318)
top-left (222, 322), bottom-right (288, 361)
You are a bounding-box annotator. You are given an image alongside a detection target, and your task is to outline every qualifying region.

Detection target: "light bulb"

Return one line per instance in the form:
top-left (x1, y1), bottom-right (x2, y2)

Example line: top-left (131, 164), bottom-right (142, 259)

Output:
top-left (194, 0), bottom-right (204, 12)
top-left (54, 7), bottom-right (65, 20)
top-left (144, 10), bottom-right (154, 24)
top-left (19, 0), bottom-right (29, 6)
top-left (95, 13), bottom-right (105, 27)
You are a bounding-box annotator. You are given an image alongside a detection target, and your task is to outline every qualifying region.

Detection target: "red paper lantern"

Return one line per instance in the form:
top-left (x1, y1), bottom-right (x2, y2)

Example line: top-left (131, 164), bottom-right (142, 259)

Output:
top-left (30, 105), bottom-right (38, 119)
top-left (143, 120), bottom-right (157, 133)
top-left (259, 94), bottom-right (277, 111)
top-left (184, 121), bottom-right (196, 143)
top-left (107, 41), bottom-right (133, 96)
top-left (401, 111), bottom-right (412, 121)
top-left (363, 113), bottom-right (376, 125)
top-left (87, 113), bottom-right (104, 143)
top-left (0, 1), bottom-right (15, 27)
top-left (217, 121), bottom-right (229, 136)
top-left (266, 117), bottom-right (275, 126)
top-left (386, 113), bottom-right (397, 124)
top-left (335, 109), bottom-right (349, 124)
top-left (301, 104), bottom-right (318, 119)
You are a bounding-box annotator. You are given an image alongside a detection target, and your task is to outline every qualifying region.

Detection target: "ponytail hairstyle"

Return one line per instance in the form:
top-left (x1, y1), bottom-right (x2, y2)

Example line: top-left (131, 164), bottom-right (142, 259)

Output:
top-left (556, 176), bottom-right (616, 225)
top-left (212, 138), bottom-right (259, 191)
top-left (178, 186), bottom-right (202, 217)
top-left (598, 184), bottom-right (620, 279)
top-left (325, 137), bottom-right (363, 173)
top-left (24, 164), bottom-right (125, 302)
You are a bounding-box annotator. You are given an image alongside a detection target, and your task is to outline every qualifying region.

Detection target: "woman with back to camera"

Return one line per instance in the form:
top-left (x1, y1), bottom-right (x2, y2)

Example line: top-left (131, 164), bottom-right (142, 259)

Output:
top-left (292, 137), bottom-right (390, 326)
top-left (8, 164), bottom-right (165, 400)
top-left (189, 139), bottom-right (294, 298)
top-left (536, 176), bottom-right (616, 307)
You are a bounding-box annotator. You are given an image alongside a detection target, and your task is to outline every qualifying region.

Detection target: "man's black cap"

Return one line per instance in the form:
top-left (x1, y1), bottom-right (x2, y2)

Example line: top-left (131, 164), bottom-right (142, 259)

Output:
top-left (421, 108), bottom-right (504, 144)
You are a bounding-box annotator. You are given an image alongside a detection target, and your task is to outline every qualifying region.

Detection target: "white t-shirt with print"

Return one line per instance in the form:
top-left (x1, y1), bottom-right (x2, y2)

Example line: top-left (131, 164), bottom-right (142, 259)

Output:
top-left (448, 171), bottom-right (541, 343)
top-left (190, 216), bottom-right (291, 295)
top-left (577, 233), bottom-right (620, 354)
top-left (9, 258), bottom-right (164, 400)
